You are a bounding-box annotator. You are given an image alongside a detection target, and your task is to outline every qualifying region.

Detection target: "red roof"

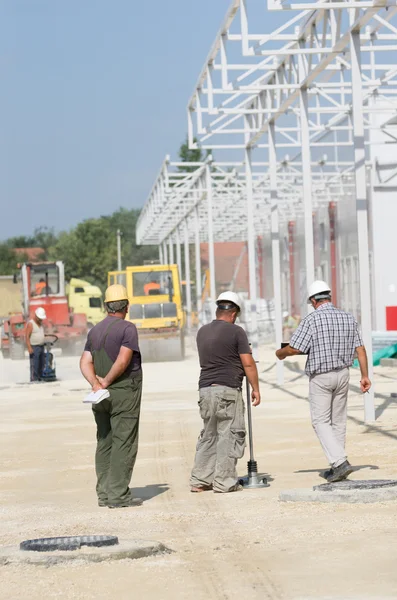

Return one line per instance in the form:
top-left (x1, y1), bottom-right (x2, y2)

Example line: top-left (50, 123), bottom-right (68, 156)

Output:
top-left (201, 242), bottom-right (249, 292)
top-left (13, 247), bottom-right (45, 261)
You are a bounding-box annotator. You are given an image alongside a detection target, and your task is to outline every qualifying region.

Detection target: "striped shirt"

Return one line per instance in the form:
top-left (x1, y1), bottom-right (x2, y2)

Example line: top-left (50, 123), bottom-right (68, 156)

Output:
top-left (290, 303), bottom-right (363, 377)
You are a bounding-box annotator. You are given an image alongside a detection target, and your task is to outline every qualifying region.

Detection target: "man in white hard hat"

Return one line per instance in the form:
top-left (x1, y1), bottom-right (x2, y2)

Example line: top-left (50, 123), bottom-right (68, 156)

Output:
top-left (80, 284), bottom-right (143, 509)
top-left (26, 307), bottom-right (47, 382)
top-left (276, 280), bottom-right (371, 483)
top-left (190, 291), bottom-right (261, 493)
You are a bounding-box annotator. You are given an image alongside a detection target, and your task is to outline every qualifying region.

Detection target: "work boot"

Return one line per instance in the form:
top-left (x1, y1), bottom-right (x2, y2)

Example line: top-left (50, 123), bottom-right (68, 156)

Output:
top-left (326, 461), bottom-right (353, 483)
top-left (98, 498), bottom-right (108, 507)
top-left (323, 468), bottom-right (333, 480)
top-left (108, 497), bottom-right (143, 509)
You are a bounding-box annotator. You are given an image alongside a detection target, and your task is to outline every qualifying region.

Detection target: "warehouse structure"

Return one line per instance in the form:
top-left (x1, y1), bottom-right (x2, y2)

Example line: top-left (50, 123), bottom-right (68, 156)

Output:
top-left (136, 0), bottom-right (397, 421)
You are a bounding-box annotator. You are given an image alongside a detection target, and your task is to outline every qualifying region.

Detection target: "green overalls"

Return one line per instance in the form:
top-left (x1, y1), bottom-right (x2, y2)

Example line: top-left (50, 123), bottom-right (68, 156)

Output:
top-left (91, 319), bottom-right (142, 505)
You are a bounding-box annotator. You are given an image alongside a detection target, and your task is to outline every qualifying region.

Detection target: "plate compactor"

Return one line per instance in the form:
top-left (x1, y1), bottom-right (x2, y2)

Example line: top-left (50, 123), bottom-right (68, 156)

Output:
top-left (41, 335), bottom-right (58, 382)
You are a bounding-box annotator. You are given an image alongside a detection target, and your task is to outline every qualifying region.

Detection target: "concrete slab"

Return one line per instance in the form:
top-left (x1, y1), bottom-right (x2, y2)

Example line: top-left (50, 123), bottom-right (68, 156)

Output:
top-left (280, 486), bottom-right (397, 503)
top-left (0, 539), bottom-right (171, 566)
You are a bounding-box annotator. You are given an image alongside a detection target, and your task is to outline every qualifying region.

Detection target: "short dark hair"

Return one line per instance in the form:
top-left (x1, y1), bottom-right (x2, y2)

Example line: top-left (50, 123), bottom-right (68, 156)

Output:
top-left (312, 293), bottom-right (331, 303)
top-left (216, 301), bottom-right (239, 317)
top-left (105, 299), bottom-right (128, 314)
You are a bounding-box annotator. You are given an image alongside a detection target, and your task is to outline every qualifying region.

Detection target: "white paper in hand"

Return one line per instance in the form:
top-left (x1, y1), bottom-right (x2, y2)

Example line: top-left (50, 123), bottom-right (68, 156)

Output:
top-left (83, 389), bottom-right (110, 405)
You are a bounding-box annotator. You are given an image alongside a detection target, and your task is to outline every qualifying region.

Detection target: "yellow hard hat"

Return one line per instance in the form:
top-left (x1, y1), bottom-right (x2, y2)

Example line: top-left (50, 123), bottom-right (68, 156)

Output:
top-left (104, 284), bottom-right (128, 303)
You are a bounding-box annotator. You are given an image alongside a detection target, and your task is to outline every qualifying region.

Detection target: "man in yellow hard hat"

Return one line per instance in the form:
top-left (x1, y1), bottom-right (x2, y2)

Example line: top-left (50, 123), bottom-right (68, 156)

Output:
top-left (80, 284), bottom-right (143, 508)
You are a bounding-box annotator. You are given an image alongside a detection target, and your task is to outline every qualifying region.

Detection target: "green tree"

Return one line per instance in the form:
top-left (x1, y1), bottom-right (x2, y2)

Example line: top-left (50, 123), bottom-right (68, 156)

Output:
top-left (0, 244), bottom-right (20, 275)
top-left (178, 137), bottom-right (211, 172)
top-left (33, 227), bottom-right (57, 256)
top-left (49, 208), bottom-right (158, 289)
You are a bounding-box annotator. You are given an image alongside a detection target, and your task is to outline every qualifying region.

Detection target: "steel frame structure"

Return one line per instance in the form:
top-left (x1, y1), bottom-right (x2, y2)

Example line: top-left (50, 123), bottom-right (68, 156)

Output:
top-left (137, 0), bottom-right (397, 421)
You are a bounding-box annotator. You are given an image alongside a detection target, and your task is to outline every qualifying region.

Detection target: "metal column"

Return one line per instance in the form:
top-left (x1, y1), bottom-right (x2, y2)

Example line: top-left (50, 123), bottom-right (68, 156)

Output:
top-left (245, 146), bottom-right (258, 359)
top-left (194, 206), bottom-right (203, 321)
top-left (159, 244), bottom-right (164, 265)
top-left (116, 229), bottom-right (122, 271)
top-left (300, 88), bottom-right (315, 304)
top-left (269, 122), bottom-right (284, 384)
top-left (175, 228), bottom-right (182, 279)
top-left (184, 220), bottom-right (192, 330)
top-left (350, 30), bottom-right (375, 422)
top-left (206, 162), bottom-right (216, 304)
top-left (169, 235), bottom-right (174, 265)
top-left (163, 240), bottom-right (168, 265)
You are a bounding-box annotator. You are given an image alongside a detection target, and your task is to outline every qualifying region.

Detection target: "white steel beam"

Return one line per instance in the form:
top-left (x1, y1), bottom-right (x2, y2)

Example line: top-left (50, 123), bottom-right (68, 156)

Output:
top-left (269, 121), bottom-right (284, 384)
top-left (300, 87), bottom-right (316, 306)
top-left (184, 220), bottom-right (192, 330)
top-left (175, 228), bottom-right (182, 280)
top-left (245, 145), bottom-right (259, 358)
top-left (206, 161), bottom-right (217, 306)
top-left (350, 30), bottom-right (375, 422)
top-left (194, 206), bottom-right (203, 322)
top-left (169, 236), bottom-right (175, 264)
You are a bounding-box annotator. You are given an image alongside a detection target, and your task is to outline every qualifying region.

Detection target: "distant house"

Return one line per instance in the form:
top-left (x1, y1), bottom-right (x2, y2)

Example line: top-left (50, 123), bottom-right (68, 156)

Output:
top-left (200, 242), bottom-right (249, 294)
top-left (13, 248), bottom-right (45, 262)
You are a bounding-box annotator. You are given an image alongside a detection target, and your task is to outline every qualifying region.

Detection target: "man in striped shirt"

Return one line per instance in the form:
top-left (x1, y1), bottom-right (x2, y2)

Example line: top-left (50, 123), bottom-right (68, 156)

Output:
top-left (276, 280), bottom-right (371, 483)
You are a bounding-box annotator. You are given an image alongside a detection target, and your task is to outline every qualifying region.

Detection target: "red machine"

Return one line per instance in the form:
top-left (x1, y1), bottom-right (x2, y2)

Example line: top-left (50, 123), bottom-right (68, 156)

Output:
top-left (1, 261), bottom-right (87, 359)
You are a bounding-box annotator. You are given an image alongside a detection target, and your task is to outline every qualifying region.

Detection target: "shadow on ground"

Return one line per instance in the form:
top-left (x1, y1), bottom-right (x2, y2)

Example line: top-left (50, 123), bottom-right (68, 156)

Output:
top-left (295, 464), bottom-right (379, 479)
top-left (132, 483), bottom-right (169, 501)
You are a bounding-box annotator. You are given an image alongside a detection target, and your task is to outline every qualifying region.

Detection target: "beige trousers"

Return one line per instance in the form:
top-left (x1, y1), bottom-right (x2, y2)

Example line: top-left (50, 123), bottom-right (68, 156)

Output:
top-left (190, 386), bottom-right (246, 493)
top-left (309, 368), bottom-right (350, 468)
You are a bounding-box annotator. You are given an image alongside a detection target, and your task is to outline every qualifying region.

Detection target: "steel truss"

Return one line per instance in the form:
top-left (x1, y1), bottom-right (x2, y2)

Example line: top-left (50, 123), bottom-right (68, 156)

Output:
top-left (137, 0), bottom-right (397, 420)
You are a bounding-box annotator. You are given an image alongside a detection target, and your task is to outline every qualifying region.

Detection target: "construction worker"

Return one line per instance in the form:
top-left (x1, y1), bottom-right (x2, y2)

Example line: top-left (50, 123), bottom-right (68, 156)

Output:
top-left (276, 280), bottom-right (371, 483)
top-left (35, 278), bottom-right (46, 296)
top-left (190, 291), bottom-right (261, 493)
top-left (143, 278), bottom-right (161, 295)
top-left (79, 284), bottom-right (143, 509)
top-left (26, 307), bottom-right (47, 382)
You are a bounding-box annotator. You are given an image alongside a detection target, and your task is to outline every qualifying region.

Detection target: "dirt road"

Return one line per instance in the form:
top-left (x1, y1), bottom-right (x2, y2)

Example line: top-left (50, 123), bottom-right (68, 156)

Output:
top-left (0, 345), bottom-right (396, 599)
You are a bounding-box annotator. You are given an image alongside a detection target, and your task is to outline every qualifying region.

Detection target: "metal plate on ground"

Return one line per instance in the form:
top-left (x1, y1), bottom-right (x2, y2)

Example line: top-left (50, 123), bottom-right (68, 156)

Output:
top-left (239, 474), bottom-right (270, 489)
top-left (20, 535), bottom-right (119, 552)
top-left (314, 479), bottom-right (397, 492)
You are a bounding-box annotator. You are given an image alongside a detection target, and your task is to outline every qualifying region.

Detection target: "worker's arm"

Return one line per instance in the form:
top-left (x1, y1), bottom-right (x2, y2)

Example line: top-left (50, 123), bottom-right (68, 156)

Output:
top-left (356, 345), bottom-right (371, 393)
top-left (97, 347), bottom-right (133, 388)
top-left (275, 345), bottom-right (303, 360)
top-left (240, 353), bottom-right (261, 406)
top-left (276, 318), bottom-right (311, 361)
top-left (80, 351), bottom-right (102, 392)
top-left (25, 322), bottom-right (33, 355)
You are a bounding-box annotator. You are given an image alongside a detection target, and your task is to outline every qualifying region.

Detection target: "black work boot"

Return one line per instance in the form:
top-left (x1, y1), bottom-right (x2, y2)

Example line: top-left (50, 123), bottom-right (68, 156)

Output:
top-left (323, 468), bottom-right (333, 480)
top-left (108, 497), bottom-right (143, 509)
top-left (326, 461), bottom-right (353, 483)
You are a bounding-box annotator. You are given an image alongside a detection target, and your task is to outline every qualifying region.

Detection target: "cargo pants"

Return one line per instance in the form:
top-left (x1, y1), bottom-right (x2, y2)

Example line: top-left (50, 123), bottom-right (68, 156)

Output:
top-left (91, 320), bottom-right (142, 505)
top-left (190, 385), bottom-right (246, 493)
top-left (29, 345), bottom-right (45, 381)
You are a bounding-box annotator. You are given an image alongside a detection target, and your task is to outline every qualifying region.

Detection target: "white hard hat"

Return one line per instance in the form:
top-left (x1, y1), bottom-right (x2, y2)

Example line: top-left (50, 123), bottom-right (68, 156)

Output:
top-left (216, 291), bottom-right (241, 311)
top-left (283, 311), bottom-right (289, 318)
top-left (307, 280), bottom-right (331, 304)
top-left (35, 307), bottom-right (47, 320)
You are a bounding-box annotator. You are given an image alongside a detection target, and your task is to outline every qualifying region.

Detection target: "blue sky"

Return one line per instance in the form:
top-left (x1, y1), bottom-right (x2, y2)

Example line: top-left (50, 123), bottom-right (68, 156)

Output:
top-left (0, 0), bottom-right (232, 239)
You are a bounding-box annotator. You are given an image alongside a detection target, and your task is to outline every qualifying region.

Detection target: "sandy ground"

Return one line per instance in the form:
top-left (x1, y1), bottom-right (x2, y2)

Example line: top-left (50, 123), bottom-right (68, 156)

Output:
top-left (0, 342), bottom-right (397, 600)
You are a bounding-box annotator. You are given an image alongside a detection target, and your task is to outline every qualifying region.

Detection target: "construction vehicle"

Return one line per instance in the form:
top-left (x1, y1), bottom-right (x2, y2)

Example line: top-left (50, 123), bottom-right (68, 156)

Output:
top-left (1, 261), bottom-right (87, 360)
top-left (66, 278), bottom-right (105, 328)
top-left (108, 263), bottom-right (186, 361)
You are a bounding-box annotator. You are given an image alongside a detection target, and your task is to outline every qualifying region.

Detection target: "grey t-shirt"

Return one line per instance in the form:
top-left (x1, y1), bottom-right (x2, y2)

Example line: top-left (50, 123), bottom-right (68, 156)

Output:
top-left (84, 315), bottom-right (141, 377)
top-left (196, 320), bottom-right (251, 389)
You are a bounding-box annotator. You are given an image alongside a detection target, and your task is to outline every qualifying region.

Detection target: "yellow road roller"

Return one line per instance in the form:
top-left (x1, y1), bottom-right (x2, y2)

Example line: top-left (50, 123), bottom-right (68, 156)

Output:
top-left (108, 264), bottom-right (186, 361)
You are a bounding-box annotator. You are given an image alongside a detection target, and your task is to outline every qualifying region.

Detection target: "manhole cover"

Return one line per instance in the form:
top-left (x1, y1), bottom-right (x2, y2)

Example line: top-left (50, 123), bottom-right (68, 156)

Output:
top-left (20, 535), bottom-right (119, 552)
top-left (314, 479), bottom-right (397, 492)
